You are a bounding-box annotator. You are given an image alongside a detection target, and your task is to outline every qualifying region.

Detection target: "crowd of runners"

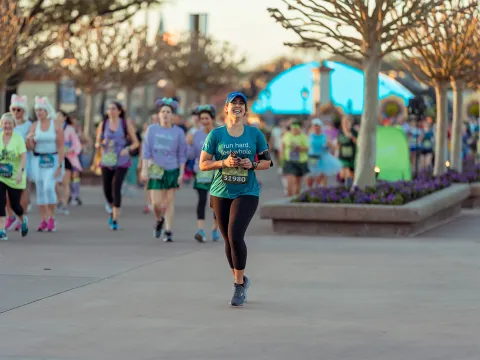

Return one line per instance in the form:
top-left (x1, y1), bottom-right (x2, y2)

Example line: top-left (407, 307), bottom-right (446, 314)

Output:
top-left (0, 91), bottom-right (272, 307)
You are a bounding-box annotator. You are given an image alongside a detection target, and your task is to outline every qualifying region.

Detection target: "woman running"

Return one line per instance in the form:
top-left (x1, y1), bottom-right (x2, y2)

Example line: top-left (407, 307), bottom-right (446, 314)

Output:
top-left (141, 98), bottom-right (187, 241)
top-left (337, 115), bottom-right (358, 188)
top-left (95, 102), bottom-right (139, 230)
top-left (281, 120), bottom-right (309, 196)
top-left (199, 91), bottom-right (272, 307)
top-left (56, 111), bottom-right (82, 215)
top-left (0, 113), bottom-right (29, 240)
top-left (26, 96), bottom-right (64, 232)
top-left (187, 104), bottom-right (219, 242)
top-left (306, 119), bottom-right (342, 188)
top-left (4, 94), bottom-right (32, 232)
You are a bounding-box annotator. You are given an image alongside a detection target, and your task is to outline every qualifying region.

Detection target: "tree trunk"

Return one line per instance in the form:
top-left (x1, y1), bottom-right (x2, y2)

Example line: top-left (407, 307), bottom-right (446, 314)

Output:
top-left (353, 54), bottom-right (381, 189)
top-left (433, 81), bottom-right (449, 176)
top-left (450, 78), bottom-right (464, 172)
top-left (0, 84), bottom-right (5, 114)
top-left (125, 87), bottom-right (133, 119)
top-left (83, 92), bottom-right (94, 139)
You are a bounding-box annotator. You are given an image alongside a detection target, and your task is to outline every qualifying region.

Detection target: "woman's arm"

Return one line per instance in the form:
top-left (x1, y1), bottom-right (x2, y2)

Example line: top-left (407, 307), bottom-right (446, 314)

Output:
top-left (199, 151), bottom-right (224, 171)
top-left (26, 123), bottom-right (36, 151)
top-left (56, 124), bottom-right (65, 165)
top-left (19, 152), bottom-right (27, 171)
top-left (255, 149), bottom-right (272, 170)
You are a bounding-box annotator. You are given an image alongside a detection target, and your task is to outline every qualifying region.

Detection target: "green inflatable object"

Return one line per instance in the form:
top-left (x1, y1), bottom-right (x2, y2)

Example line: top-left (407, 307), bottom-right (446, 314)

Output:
top-left (375, 125), bottom-right (411, 181)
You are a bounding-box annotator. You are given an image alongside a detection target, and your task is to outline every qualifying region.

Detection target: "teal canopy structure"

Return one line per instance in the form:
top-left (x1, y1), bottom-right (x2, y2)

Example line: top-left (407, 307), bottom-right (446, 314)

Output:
top-left (252, 61), bottom-right (414, 116)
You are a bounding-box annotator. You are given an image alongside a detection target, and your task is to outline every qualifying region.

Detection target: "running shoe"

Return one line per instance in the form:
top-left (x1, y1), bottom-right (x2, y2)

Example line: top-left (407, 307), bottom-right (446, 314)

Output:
top-left (230, 283), bottom-right (246, 307)
top-left (212, 229), bottom-right (220, 242)
top-left (111, 220), bottom-right (119, 231)
top-left (73, 197), bottom-right (83, 206)
top-left (154, 218), bottom-right (164, 238)
top-left (163, 231), bottom-right (173, 242)
top-left (0, 230), bottom-right (8, 241)
top-left (5, 216), bottom-right (17, 232)
top-left (15, 221), bottom-right (21, 232)
top-left (143, 205), bottom-right (151, 214)
top-left (243, 276), bottom-right (251, 302)
top-left (21, 216), bottom-right (28, 237)
top-left (56, 205), bottom-right (69, 215)
top-left (37, 220), bottom-right (48, 232)
top-left (194, 229), bottom-right (206, 243)
top-left (47, 217), bottom-right (56, 232)
top-left (108, 215), bottom-right (113, 227)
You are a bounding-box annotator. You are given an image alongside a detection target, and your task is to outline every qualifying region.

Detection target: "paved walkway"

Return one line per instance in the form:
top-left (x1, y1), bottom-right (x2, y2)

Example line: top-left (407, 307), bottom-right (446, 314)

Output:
top-left (0, 169), bottom-right (479, 359)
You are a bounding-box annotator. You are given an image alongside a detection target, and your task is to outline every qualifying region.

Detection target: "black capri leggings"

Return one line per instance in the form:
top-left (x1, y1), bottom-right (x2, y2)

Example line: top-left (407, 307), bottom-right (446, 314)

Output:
top-left (210, 195), bottom-right (259, 270)
top-left (196, 188), bottom-right (216, 221)
top-left (0, 182), bottom-right (24, 217)
top-left (101, 167), bottom-right (128, 208)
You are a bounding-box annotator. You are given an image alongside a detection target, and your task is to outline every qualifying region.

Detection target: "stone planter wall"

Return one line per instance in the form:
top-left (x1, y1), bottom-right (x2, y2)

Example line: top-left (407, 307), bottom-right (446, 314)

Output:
top-left (462, 183), bottom-right (480, 209)
top-left (260, 184), bottom-right (471, 237)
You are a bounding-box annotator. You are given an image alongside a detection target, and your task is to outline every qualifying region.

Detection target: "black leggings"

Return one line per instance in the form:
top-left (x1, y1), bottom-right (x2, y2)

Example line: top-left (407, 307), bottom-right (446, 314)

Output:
top-left (0, 182), bottom-right (23, 217)
top-left (210, 195), bottom-right (259, 270)
top-left (196, 188), bottom-right (216, 221)
top-left (101, 167), bottom-right (128, 208)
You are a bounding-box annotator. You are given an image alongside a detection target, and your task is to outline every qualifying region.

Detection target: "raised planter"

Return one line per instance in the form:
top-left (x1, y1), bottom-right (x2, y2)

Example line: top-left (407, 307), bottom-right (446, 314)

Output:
top-left (260, 184), bottom-right (470, 237)
top-left (462, 183), bottom-right (480, 209)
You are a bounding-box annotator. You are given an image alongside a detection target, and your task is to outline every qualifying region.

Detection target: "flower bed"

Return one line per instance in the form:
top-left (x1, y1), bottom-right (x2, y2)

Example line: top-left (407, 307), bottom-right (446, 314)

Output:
top-left (293, 176), bottom-right (451, 205)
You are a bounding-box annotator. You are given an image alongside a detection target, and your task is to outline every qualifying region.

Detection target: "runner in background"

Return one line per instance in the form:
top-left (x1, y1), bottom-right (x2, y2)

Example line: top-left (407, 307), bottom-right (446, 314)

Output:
top-left (27, 96), bottom-right (64, 232)
top-left (184, 109), bottom-right (201, 184)
top-left (0, 113), bottom-right (29, 240)
top-left (95, 102), bottom-right (139, 230)
top-left (337, 115), bottom-right (358, 189)
top-left (4, 95), bottom-right (32, 232)
top-left (186, 104), bottom-right (219, 242)
top-left (141, 98), bottom-right (187, 241)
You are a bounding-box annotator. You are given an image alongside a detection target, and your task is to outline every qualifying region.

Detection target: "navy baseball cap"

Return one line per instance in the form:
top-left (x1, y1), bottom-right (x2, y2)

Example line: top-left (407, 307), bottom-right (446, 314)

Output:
top-left (225, 91), bottom-right (247, 105)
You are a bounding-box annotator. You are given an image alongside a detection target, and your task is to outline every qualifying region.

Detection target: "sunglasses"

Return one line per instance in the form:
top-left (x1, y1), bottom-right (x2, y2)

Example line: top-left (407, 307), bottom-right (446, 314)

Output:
top-left (11, 108), bottom-right (23, 112)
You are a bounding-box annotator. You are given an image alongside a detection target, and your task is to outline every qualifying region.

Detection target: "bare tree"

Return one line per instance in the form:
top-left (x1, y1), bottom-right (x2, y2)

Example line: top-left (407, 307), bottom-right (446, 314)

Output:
top-left (401, 0), bottom-right (478, 175)
top-left (52, 20), bottom-right (127, 137)
top-left (0, 0), bottom-right (24, 69)
top-left (2, 0), bottom-right (163, 109)
top-left (162, 33), bottom-right (245, 106)
top-left (269, 0), bottom-right (444, 188)
top-left (111, 25), bottom-right (164, 117)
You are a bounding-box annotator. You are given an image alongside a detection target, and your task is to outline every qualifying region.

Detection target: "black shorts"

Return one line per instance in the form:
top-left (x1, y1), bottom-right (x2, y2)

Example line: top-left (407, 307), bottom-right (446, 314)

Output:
top-left (65, 158), bottom-right (72, 170)
top-left (283, 161), bottom-right (309, 177)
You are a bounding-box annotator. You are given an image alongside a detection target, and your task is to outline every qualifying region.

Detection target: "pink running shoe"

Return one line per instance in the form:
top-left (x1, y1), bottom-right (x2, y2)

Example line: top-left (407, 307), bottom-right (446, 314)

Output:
top-left (47, 217), bottom-right (56, 232)
top-left (5, 216), bottom-right (18, 231)
top-left (37, 220), bottom-right (48, 232)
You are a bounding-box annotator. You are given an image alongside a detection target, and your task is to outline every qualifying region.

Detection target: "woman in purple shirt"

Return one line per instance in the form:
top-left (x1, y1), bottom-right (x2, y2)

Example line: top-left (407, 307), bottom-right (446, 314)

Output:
top-left (187, 104), bottom-right (219, 243)
top-left (141, 98), bottom-right (187, 242)
top-left (95, 102), bottom-right (139, 230)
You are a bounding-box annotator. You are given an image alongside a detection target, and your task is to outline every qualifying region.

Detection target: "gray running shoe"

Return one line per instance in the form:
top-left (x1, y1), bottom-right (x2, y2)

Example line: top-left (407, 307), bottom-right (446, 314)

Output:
top-left (154, 218), bottom-right (164, 239)
top-left (230, 283), bottom-right (245, 307)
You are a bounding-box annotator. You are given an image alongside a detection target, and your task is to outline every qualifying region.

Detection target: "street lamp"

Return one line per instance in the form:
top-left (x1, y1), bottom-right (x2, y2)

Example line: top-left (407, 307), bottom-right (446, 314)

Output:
top-left (300, 86), bottom-right (309, 118)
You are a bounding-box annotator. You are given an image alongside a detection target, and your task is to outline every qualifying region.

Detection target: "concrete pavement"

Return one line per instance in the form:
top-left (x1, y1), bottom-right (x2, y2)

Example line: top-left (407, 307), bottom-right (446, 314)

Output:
top-left (0, 169), bottom-right (479, 359)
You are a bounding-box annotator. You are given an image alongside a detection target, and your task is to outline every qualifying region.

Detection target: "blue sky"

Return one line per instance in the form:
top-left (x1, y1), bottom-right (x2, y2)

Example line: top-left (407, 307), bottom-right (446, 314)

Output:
top-left (134, 0), bottom-right (310, 69)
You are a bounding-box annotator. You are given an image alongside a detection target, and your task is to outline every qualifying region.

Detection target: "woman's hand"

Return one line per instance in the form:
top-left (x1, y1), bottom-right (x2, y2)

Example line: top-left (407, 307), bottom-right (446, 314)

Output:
top-left (240, 158), bottom-right (253, 169)
top-left (141, 171), bottom-right (149, 184)
top-left (224, 153), bottom-right (240, 168)
top-left (15, 171), bottom-right (22, 185)
top-left (120, 147), bottom-right (129, 157)
top-left (186, 133), bottom-right (194, 146)
top-left (177, 173), bottom-right (183, 188)
top-left (54, 166), bottom-right (62, 178)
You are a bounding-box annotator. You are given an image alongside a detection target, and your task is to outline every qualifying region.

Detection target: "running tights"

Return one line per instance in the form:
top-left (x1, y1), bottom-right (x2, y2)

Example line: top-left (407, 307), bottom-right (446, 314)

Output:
top-left (0, 182), bottom-right (23, 217)
top-left (102, 167), bottom-right (128, 208)
top-left (210, 195), bottom-right (259, 270)
top-left (196, 188), bottom-right (216, 221)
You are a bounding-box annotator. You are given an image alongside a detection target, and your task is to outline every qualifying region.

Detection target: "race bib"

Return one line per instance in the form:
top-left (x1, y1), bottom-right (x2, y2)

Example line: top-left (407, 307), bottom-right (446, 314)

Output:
top-left (102, 152), bottom-right (118, 167)
top-left (308, 155), bottom-right (319, 168)
top-left (149, 164), bottom-right (164, 180)
top-left (423, 140), bottom-right (432, 149)
top-left (196, 170), bottom-right (214, 184)
top-left (289, 151), bottom-right (300, 161)
top-left (222, 167), bottom-right (248, 184)
top-left (0, 163), bottom-right (13, 178)
top-left (39, 154), bottom-right (55, 169)
top-left (340, 146), bottom-right (353, 158)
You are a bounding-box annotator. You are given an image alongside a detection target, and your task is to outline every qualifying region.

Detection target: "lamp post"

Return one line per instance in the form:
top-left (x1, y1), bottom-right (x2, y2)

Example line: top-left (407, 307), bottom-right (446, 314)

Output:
top-left (301, 86), bottom-right (309, 119)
